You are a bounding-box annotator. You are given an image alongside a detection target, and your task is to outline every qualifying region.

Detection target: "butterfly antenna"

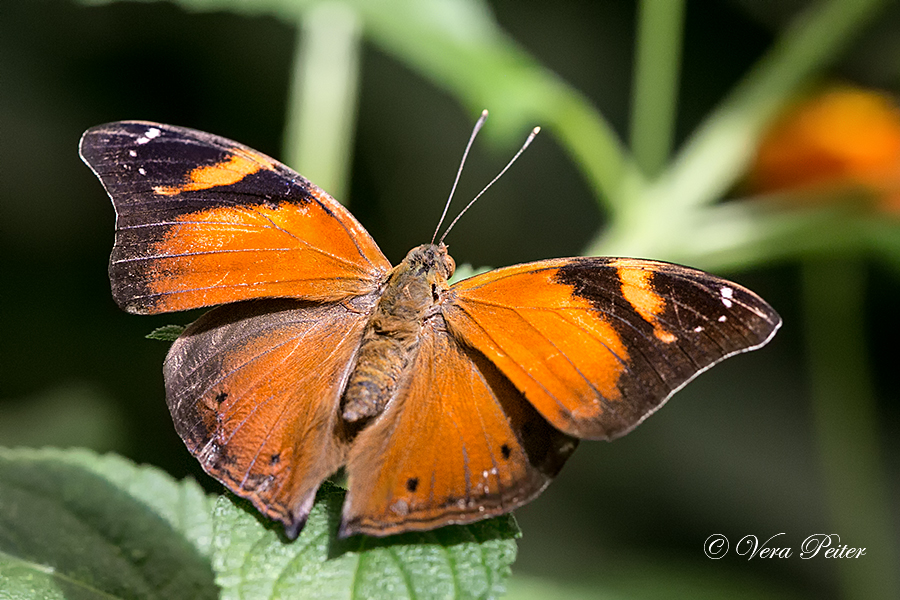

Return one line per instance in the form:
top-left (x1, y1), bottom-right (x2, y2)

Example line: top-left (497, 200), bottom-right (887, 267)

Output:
top-left (438, 125), bottom-right (540, 245)
top-left (431, 110), bottom-right (490, 244)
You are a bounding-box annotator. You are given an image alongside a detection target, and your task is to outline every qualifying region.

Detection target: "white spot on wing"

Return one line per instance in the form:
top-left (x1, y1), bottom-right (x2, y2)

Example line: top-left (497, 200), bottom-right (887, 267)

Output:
top-left (720, 286), bottom-right (734, 308)
top-left (718, 315), bottom-right (727, 322)
top-left (136, 127), bottom-right (162, 145)
top-left (390, 499), bottom-right (409, 516)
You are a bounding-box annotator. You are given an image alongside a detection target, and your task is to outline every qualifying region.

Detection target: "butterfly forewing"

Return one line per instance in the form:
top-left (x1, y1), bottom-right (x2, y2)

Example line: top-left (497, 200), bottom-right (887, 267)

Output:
top-left (79, 121), bottom-right (390, 314)
top-left (165, 298), bottom-right (376, 536)
top-left (443, 257), bottom-right (781, 440)
top-left (341, 315), bottom-right (577, 537)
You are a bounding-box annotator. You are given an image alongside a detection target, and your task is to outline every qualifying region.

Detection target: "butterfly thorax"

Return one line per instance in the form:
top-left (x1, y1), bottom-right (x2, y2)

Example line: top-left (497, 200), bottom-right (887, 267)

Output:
top-left (341, 244), bottom-right (455, 423)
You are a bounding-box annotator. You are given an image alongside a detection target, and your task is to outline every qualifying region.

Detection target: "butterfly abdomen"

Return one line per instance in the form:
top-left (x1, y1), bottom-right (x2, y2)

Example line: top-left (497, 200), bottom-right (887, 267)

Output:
top-left (342, 331), bottom-right (417, 422)
top-left (341, 244), bottom-right (454, 423)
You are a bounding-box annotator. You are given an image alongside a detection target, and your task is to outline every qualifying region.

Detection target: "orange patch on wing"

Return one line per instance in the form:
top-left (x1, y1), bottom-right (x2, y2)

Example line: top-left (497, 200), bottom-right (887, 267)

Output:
top-left (144, 199), bottom-right (384, 311)
top-left (613, 261), bottom-right (676, 344)
top-left (154, 148), bottom-right (275, 196)
top-left (446, 262), bottom-right (631, 438)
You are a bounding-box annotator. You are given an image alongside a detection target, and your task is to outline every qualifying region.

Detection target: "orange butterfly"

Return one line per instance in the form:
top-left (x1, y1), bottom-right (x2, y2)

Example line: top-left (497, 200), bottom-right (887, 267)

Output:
top-left (80, 116), bottom-right (780, 539)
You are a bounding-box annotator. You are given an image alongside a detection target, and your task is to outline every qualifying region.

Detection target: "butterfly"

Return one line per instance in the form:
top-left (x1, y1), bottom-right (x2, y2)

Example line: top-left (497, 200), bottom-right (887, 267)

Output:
top-left (79, 117), bottom-right (781, 539)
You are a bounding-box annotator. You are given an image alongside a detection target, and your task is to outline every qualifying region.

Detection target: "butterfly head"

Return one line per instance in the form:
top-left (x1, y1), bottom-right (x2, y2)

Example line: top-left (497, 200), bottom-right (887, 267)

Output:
top-left (403, 243), bottom-right (456, 283)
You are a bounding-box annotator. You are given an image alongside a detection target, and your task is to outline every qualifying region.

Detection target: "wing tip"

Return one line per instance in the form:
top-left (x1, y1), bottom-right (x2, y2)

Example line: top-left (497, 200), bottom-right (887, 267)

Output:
top-left (283, 515), bottom-right (308, 541)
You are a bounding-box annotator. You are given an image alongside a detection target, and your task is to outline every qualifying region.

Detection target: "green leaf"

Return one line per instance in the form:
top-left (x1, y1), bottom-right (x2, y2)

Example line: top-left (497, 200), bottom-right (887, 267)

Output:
top-left (212, 482), bottom-right (519, 600)
top-left (146, 324), bottom-right (185, 341)
top-left (0, 447), bottom-right (216, 600)
top-left (448, 263), bottom-right (491, 284)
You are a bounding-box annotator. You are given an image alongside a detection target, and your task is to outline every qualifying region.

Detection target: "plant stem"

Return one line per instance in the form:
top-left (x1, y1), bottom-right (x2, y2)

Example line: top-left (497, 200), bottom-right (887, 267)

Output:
top-left (630, 0), bottom-right (685, 178)
top-left (802, 257), bottom-right (899, 600)
top-left (283, 1), bottom-right (362, 204)
top-left (587, 0), bottom-right (888, 262)
top-left (356, 0), bottom-right (643, 213)
top-left (660, 0), bottom-right (890, 213)
top-left (550, 88), bottom-right (645, 215)
top-left (604, 196), bottom-right (867, 271)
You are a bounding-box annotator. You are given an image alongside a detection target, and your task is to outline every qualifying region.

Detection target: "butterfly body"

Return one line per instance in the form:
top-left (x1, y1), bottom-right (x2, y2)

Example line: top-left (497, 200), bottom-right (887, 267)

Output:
top-left (80, 120), bottom-right (781, 539)
top-left (342, 243), bottom-right (455, 422)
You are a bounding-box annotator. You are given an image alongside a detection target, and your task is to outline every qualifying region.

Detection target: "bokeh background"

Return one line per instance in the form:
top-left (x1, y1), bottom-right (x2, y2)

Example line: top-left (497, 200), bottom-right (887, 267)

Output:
top-left (2, 0), bottom-right (899, 598)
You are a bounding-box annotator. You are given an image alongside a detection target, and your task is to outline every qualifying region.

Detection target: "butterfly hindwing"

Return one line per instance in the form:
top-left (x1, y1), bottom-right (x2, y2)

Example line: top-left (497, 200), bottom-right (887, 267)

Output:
top-left (341, 315), bottom-right (578, 537)
top-left (164, 296), bottom-right (377, 536)
top-left (442, 257), bottom-right (781, 440)
top-left (79, 121), bottom-right (390, 314)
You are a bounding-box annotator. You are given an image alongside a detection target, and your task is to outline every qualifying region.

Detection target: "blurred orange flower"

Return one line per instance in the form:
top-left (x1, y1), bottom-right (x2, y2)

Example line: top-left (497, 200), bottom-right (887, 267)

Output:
top-left (748, 85), bottom-right (900, 212)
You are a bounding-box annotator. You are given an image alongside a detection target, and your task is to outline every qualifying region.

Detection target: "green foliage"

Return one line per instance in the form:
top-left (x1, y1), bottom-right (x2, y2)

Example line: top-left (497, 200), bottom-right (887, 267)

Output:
top-left (212, 484), bottom-right (518, 600)
top-left (145, 324), bottom-right (186, 341)
top-left (0, 449), bottom-right (518, 600)
top-left (0, 447), bottom-right (215, 600)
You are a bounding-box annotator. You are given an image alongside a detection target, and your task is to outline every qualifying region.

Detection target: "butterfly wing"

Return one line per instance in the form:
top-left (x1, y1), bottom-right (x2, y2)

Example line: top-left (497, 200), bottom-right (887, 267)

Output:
top-left (79, 121), bottom-right (390, 314)
top-left (340, 315), bottom-right (578, 537)
top-left (165, 296), bottom-right (378, 538)
top-left (441, 257), bottom-right (781, 440)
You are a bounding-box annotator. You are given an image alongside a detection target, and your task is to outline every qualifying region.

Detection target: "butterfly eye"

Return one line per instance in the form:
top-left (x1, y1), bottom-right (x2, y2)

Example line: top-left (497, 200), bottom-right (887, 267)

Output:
top-left (445, 255), bottom-right (456, 278)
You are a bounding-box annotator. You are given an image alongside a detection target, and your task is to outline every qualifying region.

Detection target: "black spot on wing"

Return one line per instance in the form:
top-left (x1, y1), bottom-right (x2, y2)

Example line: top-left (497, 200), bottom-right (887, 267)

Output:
top-left (465, 344), bottom-right (577, 480)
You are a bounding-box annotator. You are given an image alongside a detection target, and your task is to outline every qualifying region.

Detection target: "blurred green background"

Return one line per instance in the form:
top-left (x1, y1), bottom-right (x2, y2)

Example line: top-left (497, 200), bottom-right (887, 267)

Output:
top-left (1, 0), bottom-right (899, 598)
